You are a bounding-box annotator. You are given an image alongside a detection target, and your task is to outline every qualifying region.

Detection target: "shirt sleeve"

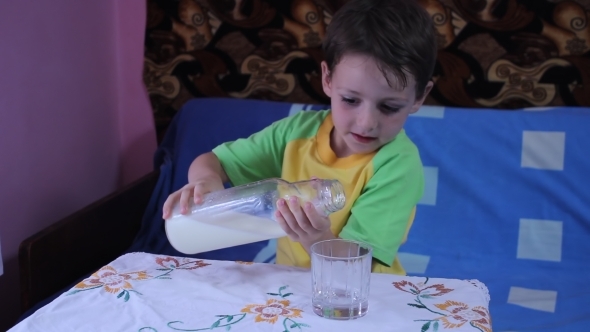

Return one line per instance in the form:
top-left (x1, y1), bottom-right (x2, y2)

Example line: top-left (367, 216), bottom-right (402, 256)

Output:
top-left (339, 139), bottom-right (424, 266)
top-left (212, 110), bottom-right (324, 186)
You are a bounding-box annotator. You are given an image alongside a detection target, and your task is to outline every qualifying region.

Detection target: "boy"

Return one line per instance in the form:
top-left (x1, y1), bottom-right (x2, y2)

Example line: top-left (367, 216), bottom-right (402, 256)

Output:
top-left (163, 0), bottom-right (437, 275)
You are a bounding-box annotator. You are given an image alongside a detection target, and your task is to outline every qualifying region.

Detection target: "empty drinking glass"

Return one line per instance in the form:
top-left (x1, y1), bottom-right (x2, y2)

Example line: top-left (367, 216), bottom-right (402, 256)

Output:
top-left (311, 239), bottom-right (372, 320)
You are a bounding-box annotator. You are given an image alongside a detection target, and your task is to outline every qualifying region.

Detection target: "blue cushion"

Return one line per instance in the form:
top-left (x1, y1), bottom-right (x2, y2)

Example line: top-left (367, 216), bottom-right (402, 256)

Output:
top-left (400, 105), bottom-right (590, 331)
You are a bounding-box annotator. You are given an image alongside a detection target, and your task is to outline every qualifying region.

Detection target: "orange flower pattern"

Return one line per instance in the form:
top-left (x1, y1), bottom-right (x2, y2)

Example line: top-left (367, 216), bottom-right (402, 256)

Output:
top-left (155, 256), bottom-right (210, 270)
top-left (393, 280), bottom-right (453, 297)
top-left (68, 265), bottom-right (150, 301)
top-left (73, 265), bottom-right (149, 293)
top-left (235, 261), bottom-right (254, 265)
top-left (165, 285), bottom-right (310, 331)
top-left (394, 278), bottom-right (492, 332)
top-left (241, 299), bottom-right (303, 324)
top-left (67, 256), bottom-right (210, 301)
top-left (435, 301), bottom-right (492, 332)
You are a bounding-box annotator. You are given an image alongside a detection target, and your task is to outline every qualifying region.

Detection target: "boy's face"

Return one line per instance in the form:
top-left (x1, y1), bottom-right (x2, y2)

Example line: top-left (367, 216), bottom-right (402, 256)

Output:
top-left (321, 53), bottom-right (433, 157)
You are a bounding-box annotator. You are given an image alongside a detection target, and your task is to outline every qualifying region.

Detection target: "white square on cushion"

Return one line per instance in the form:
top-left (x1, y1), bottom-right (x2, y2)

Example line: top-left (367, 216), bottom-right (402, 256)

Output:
top-left (253, 239), bottom-right (277, 263)
top-left (508, 286), bottom-right (557, 312)
top-left (397, 252), bottom-right (430, 274)
top-left (410, 105), bottom-right (445, 118)
top-left (417, 166), bottom-right (438, 206)
top-left (521, 131), bottom-right (565, 170)
top-left (517, 218), bottom-right (562, 262)
top-left (288, 103), bottom-right (305, 116)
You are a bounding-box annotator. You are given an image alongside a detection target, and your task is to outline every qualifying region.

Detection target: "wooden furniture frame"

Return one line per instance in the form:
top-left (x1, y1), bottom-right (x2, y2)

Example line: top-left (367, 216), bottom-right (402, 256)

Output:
top-left (18, 171), bottom-right (159, 313)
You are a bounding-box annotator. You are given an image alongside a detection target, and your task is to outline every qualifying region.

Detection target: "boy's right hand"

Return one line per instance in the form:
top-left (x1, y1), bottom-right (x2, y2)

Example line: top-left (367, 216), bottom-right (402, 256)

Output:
top-left (162, 176), bottom-right (224, 220)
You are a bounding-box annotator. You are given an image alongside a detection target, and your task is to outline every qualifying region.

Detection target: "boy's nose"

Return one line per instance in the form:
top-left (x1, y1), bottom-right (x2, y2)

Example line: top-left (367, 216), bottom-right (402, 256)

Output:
top-left (356, 109), bottom-right (378, 134)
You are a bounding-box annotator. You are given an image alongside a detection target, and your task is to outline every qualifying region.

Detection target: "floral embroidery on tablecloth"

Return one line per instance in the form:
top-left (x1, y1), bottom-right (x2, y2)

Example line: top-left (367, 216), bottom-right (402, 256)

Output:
top-left (434, 301), bottom-right (492, 331)
top-left (66, 256), bottom-right (210, 301)
top-left (153, 256), bottom-right (210, 279)
top-left (67, 266), bottom-right (150, 301)
top-left (163, 285), bottom-right (310, 331)
top-left (235, 261), bottom-right (254, 265)
top-left (393, 278), bottom-right (493, 332)
top-left (241, 299), bottom-right (303, 324)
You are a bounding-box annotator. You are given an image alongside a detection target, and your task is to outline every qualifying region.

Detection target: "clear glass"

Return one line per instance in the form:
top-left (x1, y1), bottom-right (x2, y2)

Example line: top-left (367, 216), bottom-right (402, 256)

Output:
top-left (311, 239), bottom-right (372, 320)
top-left (165, 178), bottom-right (346, 254)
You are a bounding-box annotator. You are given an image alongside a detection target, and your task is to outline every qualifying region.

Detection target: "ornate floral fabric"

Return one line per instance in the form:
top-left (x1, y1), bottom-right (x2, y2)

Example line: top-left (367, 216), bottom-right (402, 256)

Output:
top-left (144, 0), bottom-right (590, 139)
top-left (10, 252), bottom-right (491, 331)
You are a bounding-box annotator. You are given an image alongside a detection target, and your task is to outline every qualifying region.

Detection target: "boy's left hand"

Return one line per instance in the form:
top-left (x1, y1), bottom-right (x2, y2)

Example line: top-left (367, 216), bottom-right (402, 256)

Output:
top-left (275, 196), bottom-right (335, 250)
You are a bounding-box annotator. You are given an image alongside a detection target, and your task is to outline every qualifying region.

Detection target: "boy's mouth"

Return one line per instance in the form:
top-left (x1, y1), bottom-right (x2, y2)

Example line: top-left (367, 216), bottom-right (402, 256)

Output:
top-left (351, 133), bottom-right (377, 144)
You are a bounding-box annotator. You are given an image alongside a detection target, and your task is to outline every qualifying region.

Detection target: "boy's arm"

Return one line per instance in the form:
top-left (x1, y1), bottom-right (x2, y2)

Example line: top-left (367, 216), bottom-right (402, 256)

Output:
top-left (339, 145), bottom-right (424, 271)
top-left (187, 152), bottom-right (229, 184)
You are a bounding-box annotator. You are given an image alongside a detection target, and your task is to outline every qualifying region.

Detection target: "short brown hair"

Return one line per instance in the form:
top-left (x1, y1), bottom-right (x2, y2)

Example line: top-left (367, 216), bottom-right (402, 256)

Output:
top-left (322, 0), bottom-right (437, 98)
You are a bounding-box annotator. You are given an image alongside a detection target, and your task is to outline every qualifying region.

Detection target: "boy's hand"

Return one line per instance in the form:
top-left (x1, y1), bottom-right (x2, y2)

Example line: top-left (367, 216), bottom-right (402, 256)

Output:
top-left (162, 176), bottom-right (224, 219)
top-left (275, 196), bottom-right (335, 250)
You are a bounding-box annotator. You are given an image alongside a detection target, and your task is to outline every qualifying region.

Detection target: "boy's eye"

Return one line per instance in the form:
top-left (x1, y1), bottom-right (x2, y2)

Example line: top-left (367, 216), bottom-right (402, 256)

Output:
top-left (341, 97), bottom-right (357, 105)
top-left (380, 104), bottom-right (400, 114)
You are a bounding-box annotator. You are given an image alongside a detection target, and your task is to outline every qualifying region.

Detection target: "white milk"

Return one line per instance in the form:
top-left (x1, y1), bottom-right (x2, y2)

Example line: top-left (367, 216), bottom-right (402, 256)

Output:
top-left (165, 211), bottom-right (286, 254)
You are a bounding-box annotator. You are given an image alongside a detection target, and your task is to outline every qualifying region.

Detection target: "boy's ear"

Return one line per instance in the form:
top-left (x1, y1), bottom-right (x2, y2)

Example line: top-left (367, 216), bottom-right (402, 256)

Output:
top-left (409, 81), bottom-right (434, 114)
top-left (321, 61), bottom-right (332, 97)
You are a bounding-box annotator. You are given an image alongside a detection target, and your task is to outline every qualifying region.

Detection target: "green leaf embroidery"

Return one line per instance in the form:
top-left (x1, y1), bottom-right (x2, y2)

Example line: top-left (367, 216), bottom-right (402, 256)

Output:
top-left (408, 303), bottom-right (426, 309)
top-left (124, 291), bottom-right (130, 302)
top-left (117, 291), bottom-right (125, 299)
top-left (433, 321), bottom-right (439, 331)
top-left (267, 293), bottom-right (280, 296)
top-left (421, 321), bottom-right (431, 332)
top-left (167, 314), bottom-right (246, 331)
top-left (282, 293), bottom-right (293, 298)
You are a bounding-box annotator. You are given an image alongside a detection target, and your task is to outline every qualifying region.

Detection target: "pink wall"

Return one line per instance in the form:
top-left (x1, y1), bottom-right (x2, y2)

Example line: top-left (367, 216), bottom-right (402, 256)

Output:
top-left (0, 0), bottom-right (156, 329)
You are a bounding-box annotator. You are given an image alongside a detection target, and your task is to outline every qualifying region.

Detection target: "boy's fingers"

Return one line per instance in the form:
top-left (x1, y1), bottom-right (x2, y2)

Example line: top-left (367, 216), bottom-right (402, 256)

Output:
top-left (286, 197), bottom-right (317, 235)
top-left (162, 192), bottom-right (179, 219)
top-left (162, 201), bottom-right (170, 218)
top-left (275, 210), bottom-right (298, 239)
top-left (304, 202), bottom-right (328, 231)
top-left (193, 192), bottom-right (203, 204)
top-left (278, 198), bottom-right (304, 236)
top-left (179, 189), bottom-right (192, 214)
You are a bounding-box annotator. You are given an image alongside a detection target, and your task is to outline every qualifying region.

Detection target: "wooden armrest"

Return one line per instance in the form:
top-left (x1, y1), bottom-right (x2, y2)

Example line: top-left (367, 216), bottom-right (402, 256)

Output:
top-left (18, 170), bottom-right (160, 313)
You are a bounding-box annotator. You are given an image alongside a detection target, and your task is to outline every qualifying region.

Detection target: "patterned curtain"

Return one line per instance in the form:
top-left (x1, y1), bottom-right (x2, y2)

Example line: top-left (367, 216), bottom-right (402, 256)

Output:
top-left (144, 0), bottom-right (590, 140)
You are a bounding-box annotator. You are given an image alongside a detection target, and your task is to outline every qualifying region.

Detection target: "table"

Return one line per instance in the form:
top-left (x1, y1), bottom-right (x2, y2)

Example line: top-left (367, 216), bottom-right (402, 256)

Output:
top-left (10, 252), bottom-right (492, 331)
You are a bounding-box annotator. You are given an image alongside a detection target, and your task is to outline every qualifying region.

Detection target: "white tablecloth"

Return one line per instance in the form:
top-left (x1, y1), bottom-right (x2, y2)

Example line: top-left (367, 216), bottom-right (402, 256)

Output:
top-left (10, 252), bottom-right (492, 332)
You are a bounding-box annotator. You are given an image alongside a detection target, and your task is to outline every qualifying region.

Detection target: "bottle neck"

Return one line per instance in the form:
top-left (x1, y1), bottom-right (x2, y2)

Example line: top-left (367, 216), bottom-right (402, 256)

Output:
top-left (316, 180), bottom-right (346, 214)
top-left (285, 179), bottom-right (346, 216)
